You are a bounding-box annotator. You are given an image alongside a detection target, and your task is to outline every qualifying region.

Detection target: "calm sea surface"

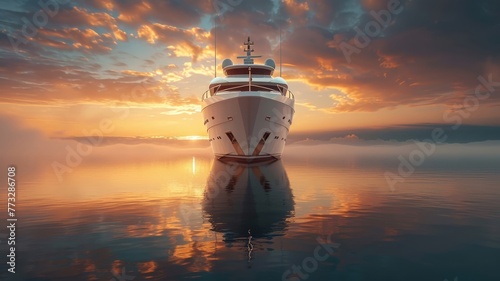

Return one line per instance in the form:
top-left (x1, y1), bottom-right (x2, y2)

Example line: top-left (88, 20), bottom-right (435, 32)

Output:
top-left (1, 151), bottom-right (500, 281)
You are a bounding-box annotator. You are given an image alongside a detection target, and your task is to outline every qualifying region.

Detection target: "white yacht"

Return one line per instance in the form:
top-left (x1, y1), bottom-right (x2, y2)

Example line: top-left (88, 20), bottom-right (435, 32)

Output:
top-left (201, 37), bottom-right (295, 162)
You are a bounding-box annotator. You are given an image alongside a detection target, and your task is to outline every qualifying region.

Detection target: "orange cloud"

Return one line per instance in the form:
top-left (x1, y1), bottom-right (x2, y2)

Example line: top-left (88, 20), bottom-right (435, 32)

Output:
top-left (137, 23), bottom-right (209, 62)
top-left (1, 0), bottom-right (499, 119)
top-left (52, 6), bottom-right (127, 42)
top-left (38, 28), bottom-right (114, 52)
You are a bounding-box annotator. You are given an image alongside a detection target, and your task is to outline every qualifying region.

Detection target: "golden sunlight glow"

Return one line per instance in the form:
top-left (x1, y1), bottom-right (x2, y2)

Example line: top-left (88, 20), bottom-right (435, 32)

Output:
top-left (192, 156), bottom-right (196, 175)
top-left (176, 135), bottom-right (209, 141)
top-left (0, 0), bottom-right (498, 143)
top-left (20, 157), bottom-right (211, 203)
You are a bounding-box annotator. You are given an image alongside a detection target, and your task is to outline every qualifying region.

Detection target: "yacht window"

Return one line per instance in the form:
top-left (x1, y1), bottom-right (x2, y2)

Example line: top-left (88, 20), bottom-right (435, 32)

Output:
top-left (225, 68), bottom-right (271, 75)
top-left (210, 83), bottom-right (287, 94)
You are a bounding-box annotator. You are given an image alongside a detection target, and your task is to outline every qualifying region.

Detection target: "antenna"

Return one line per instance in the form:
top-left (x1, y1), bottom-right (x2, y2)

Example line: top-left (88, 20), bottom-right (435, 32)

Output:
top-left (279, 21), bottom-right (282, 77)
top-left (214, 16), bottom-right (217, 77)
top-left (237, 36), bottom-right (261, 64)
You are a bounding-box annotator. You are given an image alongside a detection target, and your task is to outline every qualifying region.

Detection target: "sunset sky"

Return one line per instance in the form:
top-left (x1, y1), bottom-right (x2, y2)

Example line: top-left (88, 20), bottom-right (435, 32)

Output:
top-left (1, 0), bottom-right (499, 143)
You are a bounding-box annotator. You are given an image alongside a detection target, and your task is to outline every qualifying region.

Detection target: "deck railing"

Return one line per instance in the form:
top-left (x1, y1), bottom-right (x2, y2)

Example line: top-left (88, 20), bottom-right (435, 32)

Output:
top-left (201, 83), bottom-right (294, 101)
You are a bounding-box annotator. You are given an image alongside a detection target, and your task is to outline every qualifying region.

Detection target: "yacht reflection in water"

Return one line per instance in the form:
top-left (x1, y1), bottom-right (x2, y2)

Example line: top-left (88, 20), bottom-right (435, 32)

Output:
top-left (202, 159), bottom-right (294, 242)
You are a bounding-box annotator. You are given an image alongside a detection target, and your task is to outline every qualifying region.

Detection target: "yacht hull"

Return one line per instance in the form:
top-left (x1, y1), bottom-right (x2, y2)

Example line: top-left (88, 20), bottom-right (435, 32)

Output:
top-left (202, 92), bottom-right (294, 161)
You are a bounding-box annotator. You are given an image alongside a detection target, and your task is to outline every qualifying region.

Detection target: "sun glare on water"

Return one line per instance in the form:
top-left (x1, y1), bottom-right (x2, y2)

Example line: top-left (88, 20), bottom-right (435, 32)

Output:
top-left (176, 136), bottom-right (209, 141)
